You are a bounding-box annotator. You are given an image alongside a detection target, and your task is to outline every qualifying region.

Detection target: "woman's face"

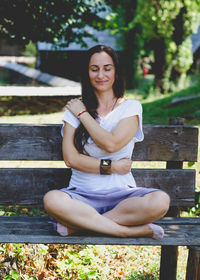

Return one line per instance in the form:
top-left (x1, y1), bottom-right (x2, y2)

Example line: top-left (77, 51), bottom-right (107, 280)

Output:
top-left (88, 51), bottom-right (115, 93)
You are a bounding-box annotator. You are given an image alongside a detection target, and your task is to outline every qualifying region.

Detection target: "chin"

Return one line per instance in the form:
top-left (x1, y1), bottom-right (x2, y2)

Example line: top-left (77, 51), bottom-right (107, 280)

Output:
top-left (95, 84), bottom-right (112, 92)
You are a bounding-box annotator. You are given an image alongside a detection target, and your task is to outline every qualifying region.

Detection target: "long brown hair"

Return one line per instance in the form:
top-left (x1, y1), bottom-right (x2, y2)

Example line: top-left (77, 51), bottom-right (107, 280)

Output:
top-left (74, 45), bottom-right (125, 153)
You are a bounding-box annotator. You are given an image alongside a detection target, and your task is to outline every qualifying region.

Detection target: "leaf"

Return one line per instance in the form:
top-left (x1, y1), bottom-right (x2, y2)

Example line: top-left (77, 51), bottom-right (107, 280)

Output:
top-left (188, 161), bottom-right (195, 167)
top-left (0, 210), bottom-right (5, 216)
top-left (10, 270), bottom-right (20, 280)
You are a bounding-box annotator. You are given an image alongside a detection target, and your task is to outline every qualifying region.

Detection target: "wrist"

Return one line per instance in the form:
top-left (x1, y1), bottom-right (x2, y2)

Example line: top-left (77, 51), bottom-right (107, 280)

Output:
top-left (100, 159), bottom-right (112, 175)
top-left (77, 110), bottom-right (88, 119)
top-left (110, 160), bottom-right (116, 173)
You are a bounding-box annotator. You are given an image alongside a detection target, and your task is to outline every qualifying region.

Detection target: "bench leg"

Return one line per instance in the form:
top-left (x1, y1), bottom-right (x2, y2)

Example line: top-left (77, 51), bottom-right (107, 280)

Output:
top-left (159, 245), bottom-right (178, 280)
top-left (186, 246), bottom-right (200, 280)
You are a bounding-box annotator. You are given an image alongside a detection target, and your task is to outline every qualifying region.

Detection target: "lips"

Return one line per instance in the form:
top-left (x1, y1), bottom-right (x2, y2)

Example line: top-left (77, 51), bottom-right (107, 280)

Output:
top-left (96, 80), bottom-right (107, 84)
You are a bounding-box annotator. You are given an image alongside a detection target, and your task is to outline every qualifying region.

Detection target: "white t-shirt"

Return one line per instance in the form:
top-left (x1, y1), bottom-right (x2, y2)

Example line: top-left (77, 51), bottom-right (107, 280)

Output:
top-left (61, 99), bottom-right (144, 194)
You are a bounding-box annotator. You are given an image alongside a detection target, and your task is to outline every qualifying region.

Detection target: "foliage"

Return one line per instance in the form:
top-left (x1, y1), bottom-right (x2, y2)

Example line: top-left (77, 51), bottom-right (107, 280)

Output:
top-left (0, 244), bottom-right (162, 279)
top-left (103, 0), bottom-right (144, 88)
top-left (187, 191), bottom-right (200, 216)
top-left (0, 242), bottom-right (189, 279)
top-left (0, 0), bottom-right (105, 48)
top-left (133, 0), bottom-right (200, 93)
top-left (104, 0), bottom-right (200, 93)
top-left (0, 205), bottom-right (47, 217)
top-left (0, 71), bottom-right (10, 86)
top-left (21, 41), bottom-right (37, 57)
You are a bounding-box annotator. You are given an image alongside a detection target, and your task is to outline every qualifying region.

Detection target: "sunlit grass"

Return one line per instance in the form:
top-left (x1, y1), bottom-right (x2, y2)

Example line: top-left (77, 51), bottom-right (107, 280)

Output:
top-left (0, 111), bottom-right (63, 124)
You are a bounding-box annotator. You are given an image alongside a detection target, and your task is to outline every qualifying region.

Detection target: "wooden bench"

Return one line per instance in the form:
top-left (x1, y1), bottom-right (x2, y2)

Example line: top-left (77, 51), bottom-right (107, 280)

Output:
top-left (0, 122), bottom-right (199, 280)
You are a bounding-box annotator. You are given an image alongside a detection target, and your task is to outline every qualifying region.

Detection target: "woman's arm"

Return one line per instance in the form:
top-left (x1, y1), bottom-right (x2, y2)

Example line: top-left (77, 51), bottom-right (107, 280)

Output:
top-left (79, 113), bottom-right (138, 153)
top-left (66, 99), bottom-right (139, 153)
top-left (62, 122), bottom-right (132, 174)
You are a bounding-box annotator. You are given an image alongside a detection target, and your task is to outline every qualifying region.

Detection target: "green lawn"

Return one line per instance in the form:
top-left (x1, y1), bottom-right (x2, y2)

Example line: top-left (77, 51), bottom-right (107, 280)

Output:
top-left (126, 81), bottom-right (200, 126)
top-left (1, 80), bottom-right (200, 126)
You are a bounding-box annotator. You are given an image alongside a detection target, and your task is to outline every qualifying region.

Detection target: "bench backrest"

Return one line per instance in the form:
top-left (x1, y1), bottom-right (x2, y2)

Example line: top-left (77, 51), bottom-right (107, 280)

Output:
top-left (0, 124), bottom-right (198, 209)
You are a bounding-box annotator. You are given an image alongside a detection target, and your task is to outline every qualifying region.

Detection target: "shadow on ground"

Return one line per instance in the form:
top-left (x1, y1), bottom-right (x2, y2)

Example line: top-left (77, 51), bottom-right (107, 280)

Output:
top-left (0, 96), bottom-right (79, 116)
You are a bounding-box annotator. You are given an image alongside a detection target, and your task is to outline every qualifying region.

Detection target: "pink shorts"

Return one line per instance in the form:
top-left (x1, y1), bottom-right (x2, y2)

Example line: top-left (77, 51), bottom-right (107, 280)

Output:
top-left (60, 186), bottom-right (160, 214)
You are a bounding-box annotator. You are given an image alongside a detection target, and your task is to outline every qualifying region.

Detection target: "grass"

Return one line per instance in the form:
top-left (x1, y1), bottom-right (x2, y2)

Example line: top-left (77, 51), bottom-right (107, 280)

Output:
top-left (126, 79), bottom-right (200, 126)
top-left (0, 79), bottom-right (200, 279)
top-left (1, 78), bottom-right (200, 126)
top-left (0, 244), bottom-right (188, 280)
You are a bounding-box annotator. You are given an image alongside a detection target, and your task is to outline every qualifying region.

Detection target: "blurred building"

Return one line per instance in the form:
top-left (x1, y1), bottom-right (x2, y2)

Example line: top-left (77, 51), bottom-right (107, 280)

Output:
top-left (36, 28), bottom-right (123, 82)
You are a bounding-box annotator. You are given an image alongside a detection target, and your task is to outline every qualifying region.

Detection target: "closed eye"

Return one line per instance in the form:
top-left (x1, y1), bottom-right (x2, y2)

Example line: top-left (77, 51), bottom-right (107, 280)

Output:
top-left (90, 66), bottom-right (98, 72)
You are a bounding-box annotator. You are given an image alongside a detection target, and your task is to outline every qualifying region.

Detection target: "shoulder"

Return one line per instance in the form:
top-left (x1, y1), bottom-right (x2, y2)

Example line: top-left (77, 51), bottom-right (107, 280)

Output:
top-left (114, 99), bottom-right (142, 121)
top-left (125, 99), bottom-right (142, 107)
top-left (62, 108), bottom-right (80, 128)
top-left (63, 108), bottom-right (78, 120)
top-left (122, 99), bottom-right (142, 113)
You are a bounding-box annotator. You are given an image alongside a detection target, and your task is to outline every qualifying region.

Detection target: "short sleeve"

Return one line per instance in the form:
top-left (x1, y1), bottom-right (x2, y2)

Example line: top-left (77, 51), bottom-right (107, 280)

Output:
top-left (61, 108), bottom-right (80, 136)
top-left (122, 100), bottom-right (144, 143)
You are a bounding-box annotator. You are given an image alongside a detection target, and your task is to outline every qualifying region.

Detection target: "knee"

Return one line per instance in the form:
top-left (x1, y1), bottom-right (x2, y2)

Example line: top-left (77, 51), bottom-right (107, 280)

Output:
top-left (159, 191), bottom-right (170, 214)
top-left (43, 190), bottom-right (61, 213)
top-left (147, 191), bottom-right (170, 220)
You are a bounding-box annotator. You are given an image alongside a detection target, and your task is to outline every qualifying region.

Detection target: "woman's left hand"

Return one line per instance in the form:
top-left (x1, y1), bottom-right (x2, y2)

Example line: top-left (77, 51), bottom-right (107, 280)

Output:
top-left (66, 98), bottom-right (86, 118)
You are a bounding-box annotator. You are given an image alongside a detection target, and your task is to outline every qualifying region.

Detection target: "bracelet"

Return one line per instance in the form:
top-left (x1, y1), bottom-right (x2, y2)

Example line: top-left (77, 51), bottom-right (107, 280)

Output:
top-left (77, 110), bottom-right (88, 119)
top-left (100, 159), bottom-right (112, 175)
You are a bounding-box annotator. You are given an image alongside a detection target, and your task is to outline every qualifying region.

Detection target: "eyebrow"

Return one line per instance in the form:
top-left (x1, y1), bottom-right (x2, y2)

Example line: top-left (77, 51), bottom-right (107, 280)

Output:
top-left (89, 64), bottom-right (114, 68)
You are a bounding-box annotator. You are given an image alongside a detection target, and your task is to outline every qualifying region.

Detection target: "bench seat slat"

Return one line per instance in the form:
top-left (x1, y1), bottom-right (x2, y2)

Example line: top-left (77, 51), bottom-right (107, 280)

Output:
top-left (0, 216), bottom-right (199, 246)
top-left (0, 168), bottom-right (195, 206)
top-left (0, 124), bottom-right (198, 161)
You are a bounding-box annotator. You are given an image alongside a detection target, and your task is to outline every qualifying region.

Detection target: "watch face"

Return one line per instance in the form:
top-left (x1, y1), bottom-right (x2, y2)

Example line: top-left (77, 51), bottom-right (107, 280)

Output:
top-left (103, 160), bottom-right (110, 166)
top-left (100, 159), bottom-right (111, 175)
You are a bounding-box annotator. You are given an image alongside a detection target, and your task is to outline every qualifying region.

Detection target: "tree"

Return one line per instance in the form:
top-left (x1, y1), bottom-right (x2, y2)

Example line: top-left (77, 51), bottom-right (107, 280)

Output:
top-left (0, 0), bottom-right (104, 48)
top-left (104, 0), bottom-right (143, 89)
top-left (105, 0), bottom-right (200, 93)
top-left (134, 0), bottom-right (200, 93)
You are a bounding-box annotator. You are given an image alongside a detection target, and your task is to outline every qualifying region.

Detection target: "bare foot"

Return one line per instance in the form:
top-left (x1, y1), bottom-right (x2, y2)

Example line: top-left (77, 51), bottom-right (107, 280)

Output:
top-left (57, 223), bottom-right (78, 236)
top-left (148, 223), bottom-right (164, 240)
top-left (118, 223), bottom-right (164, 239)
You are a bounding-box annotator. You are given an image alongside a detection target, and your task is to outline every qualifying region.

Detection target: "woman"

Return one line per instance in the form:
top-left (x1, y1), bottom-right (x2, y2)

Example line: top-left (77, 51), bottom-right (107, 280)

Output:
top-left (44, 45), bottom-right (170, 239)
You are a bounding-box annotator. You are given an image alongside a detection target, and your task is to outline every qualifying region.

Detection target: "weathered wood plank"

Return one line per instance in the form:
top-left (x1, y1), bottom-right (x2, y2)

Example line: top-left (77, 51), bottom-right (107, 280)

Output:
top-left (0, 216), bottom-right (199, 245)
top-left (132, 169), bottom-right (195, 207)
top-left (0, 124), bottom-right (198, 161)
top-left (0, 124), bottom-right (63, 160)
top-left (0, 168), bottom-right (195, 206)
top-left (186, 246), bottom-right (200, 280)
top-left (0, 168), bottom-right (71, 205)
top-left (160, 246), bottom-right (178, 280)
top-left (1, 216), bottom-right (199, 224)
top-left (132, 125), bottom-right (199, 161)
top-left (161, 157), bottom-right (182, 280)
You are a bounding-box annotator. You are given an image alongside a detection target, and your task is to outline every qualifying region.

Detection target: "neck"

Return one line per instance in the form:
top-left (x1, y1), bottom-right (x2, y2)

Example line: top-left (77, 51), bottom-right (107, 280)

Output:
top-left (95, 90), bottom-right (116, 108)
top-left (95, 90), bottom-right (120, 117)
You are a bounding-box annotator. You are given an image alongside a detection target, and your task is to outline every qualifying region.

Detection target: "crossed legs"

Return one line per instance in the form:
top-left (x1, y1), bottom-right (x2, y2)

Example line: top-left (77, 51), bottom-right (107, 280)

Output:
top-left (103, 191), bottom-right (170, 226)
top-left (43, 190), bottom-right (170, 238)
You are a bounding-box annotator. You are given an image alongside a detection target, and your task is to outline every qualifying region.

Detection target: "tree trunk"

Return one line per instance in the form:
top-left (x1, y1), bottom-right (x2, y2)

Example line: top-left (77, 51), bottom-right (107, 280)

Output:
top-left (170, 5), bottom-right (187, 86)
top-left (123, 26), bottom-right (142, 89)
top-left (151, 37), bottom-right (166, 93)
top-left (122, 0), bottom-right (140, 89)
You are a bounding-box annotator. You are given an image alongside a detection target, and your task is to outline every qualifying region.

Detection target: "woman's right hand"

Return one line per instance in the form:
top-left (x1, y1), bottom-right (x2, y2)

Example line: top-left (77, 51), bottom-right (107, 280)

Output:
top-left (111, 158), bottom-right (132, 174)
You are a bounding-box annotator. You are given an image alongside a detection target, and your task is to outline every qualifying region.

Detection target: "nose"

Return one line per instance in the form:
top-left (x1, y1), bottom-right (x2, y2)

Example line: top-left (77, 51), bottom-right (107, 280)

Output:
top-left (97, 69), bottom-right (104, 79)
